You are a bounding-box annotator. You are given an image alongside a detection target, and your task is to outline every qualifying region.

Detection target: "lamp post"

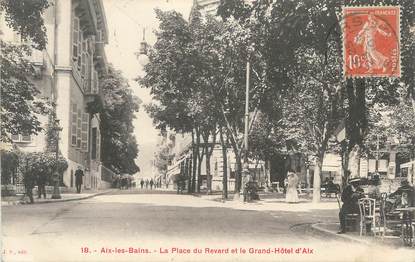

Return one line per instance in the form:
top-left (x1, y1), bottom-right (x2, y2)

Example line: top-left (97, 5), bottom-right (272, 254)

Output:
top-left (136, 28), bottom-right (149, 66)
top-left (240, 58), bottom-right (251, 202)
top-left (51, 119), bottom-right (62, 199)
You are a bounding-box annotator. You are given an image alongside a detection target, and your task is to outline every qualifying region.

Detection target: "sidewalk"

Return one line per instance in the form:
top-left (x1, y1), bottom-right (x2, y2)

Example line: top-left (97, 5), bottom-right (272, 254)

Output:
top-left (1, 189), bottom-right (115, 206)
top-left (312, 222), bottom-right (404, 247)
top-left (194, 191), bottom-right (407, 248)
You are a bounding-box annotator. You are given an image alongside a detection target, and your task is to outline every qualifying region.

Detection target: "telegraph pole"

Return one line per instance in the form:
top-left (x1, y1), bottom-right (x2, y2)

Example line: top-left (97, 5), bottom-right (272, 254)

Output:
top-left (241, 59), bottom-right (250, 201)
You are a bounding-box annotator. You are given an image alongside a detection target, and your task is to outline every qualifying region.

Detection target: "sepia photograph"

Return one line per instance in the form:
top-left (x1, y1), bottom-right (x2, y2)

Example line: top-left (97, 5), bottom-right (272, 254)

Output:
top-left (1, 0), bottom-right (415, 261)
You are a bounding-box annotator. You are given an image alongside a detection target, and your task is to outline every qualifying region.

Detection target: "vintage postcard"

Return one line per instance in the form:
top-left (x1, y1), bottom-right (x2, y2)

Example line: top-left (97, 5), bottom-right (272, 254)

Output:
top-left (1, 0), bottom-right (414, 262)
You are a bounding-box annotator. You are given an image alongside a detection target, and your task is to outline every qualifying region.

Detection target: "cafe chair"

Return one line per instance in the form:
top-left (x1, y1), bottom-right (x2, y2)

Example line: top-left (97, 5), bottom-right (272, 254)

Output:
top-left (358, 198), bottom-right (384, 237)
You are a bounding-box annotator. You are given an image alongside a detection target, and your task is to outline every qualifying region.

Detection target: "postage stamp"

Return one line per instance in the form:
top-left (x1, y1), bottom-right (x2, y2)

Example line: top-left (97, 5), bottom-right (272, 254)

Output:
top-left (343, 6), bottom-right (401, 78)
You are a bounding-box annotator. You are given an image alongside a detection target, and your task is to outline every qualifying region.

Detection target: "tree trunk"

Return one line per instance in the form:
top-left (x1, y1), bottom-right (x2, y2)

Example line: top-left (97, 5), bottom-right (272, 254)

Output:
top-left (264, 159), bottom-right (270, 188)
top-left (197, 148), bottom-right (204, 193)
top-left (234, 153), bottom-right (242, 195)
top-left (206, 150), bottom-right (211, 193)
top-left (312, 155), bottom-right (323, 203)
top-left (203, 128), bottom-right (216, 194)
top-left (340, 141), bottom-right (349, 190)
top-left (187, 158), bottom-right (192, 193)
top-left (191, 129), bottom-right (197, 193)
top-left (220, 127), bottom-right (228, 199)
top-left (196, 129), bottom-right (205, 193)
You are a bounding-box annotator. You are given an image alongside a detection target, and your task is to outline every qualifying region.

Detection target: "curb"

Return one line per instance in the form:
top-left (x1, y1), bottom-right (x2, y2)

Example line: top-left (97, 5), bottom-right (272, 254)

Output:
top-left (311, 223), bottom-right (371, 245)
top-left (1, 189), bottom-right (115, 206)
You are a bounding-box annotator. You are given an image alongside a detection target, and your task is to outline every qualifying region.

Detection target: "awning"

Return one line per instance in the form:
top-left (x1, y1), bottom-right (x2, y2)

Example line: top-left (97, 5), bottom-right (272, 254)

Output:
top-left (401, 161), bottom-right (414, 169)
top-left (322, 165), bottom-right (340, 172)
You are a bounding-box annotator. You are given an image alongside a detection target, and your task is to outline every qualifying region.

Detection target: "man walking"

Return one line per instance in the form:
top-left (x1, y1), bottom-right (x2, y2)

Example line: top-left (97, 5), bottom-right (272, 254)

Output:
top-left (36, 173), bottom-right (47, 199)
top-left (75, 166), bottom-right (84, 193)
top-left (150, 179), bottom-right (154, 190)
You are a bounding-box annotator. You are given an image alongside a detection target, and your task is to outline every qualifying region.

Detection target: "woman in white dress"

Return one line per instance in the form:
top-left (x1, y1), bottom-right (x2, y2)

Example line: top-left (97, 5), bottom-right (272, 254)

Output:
top-left (285, 171), bottom-right (299, 203)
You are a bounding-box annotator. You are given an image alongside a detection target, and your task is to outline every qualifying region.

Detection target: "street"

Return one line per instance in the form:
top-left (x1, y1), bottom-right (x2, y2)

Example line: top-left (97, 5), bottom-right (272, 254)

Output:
top-left (2, 190), bottom-right (414, 262)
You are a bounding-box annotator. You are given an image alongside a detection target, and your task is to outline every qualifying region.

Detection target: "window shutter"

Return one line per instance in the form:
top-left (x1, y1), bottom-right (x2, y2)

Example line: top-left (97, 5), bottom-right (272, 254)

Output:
top-left (77, 108), bottom-right (82, 148)
top-left (96, 129), bottom-right (100, 161)
top-left (77, 30), bottom-right (83, 70)
top-left (92, 70), bottom-right (99, 94)
top-left (72, 17), bottom-right (79, 61)
top-left (71, 103), bottom-right (77, 146)
top-left (81, 113), bottom-right (89, 152)
top-left (96, 30), bottom-right (102, 43)
top-left (89, 35), bottom-right (95, 53)
top-left (81, 53), bottom-right (86, 78)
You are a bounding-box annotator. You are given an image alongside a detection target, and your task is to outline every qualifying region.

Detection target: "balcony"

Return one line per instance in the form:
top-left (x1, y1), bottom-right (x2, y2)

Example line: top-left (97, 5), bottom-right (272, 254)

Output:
top-left (73, 0), bottom-right (98, 36)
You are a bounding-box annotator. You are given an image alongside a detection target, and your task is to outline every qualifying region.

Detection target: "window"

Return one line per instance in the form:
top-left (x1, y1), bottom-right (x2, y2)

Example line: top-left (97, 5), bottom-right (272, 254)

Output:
top-left (91, 128), bottom-right (97, 159)
top-left (72, 16), bottom-right (79, 61)
top-left (11, 133), bottom-right (31, 143)
top-left (92, 70), bottom-right (99, 94)
top-left (81, 113), bottom-right (89, 152)
top-left (77, 108), bottom-right (82, 148)
top-left (71, 103), bottom-right (77, 146)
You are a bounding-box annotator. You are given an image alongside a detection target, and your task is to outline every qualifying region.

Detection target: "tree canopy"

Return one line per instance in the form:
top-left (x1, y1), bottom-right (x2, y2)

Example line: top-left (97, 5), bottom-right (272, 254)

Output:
top-left (100, 66), bottom-right (141, 175)
top-left (0, 42), bottom-right (50, 142)
top-left (0, 0), bottom-right (50, 50)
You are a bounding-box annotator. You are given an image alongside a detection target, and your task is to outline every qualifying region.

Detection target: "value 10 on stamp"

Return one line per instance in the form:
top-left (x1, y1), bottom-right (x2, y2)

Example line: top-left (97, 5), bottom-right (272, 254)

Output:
top-left (343, 6), bottom-right (400, 78)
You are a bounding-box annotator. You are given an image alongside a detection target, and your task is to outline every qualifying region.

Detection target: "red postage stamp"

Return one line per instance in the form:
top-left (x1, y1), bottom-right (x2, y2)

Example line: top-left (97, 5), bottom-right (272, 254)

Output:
top-left (343, 6), bottom-right (401, 78)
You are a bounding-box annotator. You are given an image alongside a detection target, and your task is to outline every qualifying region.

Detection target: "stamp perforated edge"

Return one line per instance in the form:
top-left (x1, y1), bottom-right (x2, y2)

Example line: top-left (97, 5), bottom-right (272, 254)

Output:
top-left (341, 5), bottom-right (402, 79)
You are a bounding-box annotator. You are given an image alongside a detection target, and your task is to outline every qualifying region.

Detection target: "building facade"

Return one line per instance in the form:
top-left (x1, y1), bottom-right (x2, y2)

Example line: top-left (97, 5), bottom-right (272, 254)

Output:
top-left (0, 0), bottom-right (112, 190)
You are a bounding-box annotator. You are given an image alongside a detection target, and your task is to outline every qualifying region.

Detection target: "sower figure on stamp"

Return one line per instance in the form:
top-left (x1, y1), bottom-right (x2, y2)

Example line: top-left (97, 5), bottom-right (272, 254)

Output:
top-left (354, 13), bottom-right (391, 73)
top-left (75, 166), bottom-right (84, 193)
top-left (338, 176), bottom-right (364, 234)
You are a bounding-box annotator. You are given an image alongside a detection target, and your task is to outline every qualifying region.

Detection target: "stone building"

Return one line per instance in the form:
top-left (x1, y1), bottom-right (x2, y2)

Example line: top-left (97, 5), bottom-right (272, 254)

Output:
top-left (0, 0), bottom-right (112, 191)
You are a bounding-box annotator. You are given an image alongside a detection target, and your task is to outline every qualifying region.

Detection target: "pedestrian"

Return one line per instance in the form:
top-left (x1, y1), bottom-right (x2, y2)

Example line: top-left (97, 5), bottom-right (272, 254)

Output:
top-left (74, 166), bottom-right (84, 194)
top-left (23, 172), bottom-right (35, 204)
top-left (285, 171), bottom-right (299, 203)
top-left (367, 175), bottom-right (381, 200)
top-left (283, 177), bottom-right (288, 194)
top-left (145, 179), bottom-right (149, 189)
top-left (140, 179), bottom-right (144, 189)
top-left (36, 173), bottom-right (47, 199)
top-left (150, 179), bottom-right (154, 190)
top-left (338, 176), bottom-right (364, 234)
top-left (390, 179), bottom-right (415, 207)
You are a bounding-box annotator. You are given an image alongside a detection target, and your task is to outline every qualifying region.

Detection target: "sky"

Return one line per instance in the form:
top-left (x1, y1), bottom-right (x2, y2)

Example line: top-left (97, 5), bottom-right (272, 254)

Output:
top-left (103, 0), bottom-right (193, 177)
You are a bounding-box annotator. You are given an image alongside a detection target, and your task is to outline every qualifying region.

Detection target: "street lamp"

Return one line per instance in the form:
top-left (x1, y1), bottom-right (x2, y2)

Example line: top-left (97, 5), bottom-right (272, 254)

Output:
top-left (239, 56), bottom-right (251, 202)
top-left (51, 119), bottom-right (62, 199)
top-left (136, 28), bottom-right (149, 66)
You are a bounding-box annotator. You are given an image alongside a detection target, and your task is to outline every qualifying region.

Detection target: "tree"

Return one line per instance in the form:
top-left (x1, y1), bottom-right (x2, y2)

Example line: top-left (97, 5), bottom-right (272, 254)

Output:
top-left (0, 0), bottom-right (50, 142)
top-left (219, 0), bottom-right (414, 202)
top-left (100, 66), bottom-right (141, 175)
top-left (0, 149), bottom-right (19, 185)
top-left (154, 132), bottom-right (175, 186)
top-left (0, 42), bottom-right (49, 142)
top-left (0, 0), bottom-right (50, 50)
top-left (18, 151), bottom-right (68, 203)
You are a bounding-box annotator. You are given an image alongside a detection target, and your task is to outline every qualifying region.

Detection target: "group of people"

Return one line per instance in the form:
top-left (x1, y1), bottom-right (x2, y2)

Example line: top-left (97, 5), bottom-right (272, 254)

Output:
top-left (337, 172), bottom-right (415, 234)
top-left (113, 174), bottom-right (133, 190)
top-left (140, 178), bottom-right (158, 190)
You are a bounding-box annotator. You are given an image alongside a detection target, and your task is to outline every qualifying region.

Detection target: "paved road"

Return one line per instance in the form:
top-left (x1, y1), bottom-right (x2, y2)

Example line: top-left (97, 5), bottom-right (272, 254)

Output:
top-left (2, 190), bottom-right (413, 262)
